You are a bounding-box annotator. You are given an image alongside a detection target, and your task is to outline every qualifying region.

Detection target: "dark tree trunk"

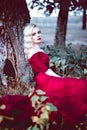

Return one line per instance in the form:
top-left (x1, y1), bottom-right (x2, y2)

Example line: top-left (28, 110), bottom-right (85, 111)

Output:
top-left (82, 8), bottom-right (86, 29)
top-left (54, 0), bottom-right (70, 48)
top-left (0, 0), bottom-right (31, 80)
top-left (79, 0), bottom-right (87, 30)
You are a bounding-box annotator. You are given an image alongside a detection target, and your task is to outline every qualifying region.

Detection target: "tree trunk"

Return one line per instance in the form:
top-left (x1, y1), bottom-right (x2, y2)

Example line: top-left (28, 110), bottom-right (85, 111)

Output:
top-left (0, 0), bottom-right (31, 80)
top-left (54, 0), bottom-right (70, 48)
top-left (82, 8), bottom-right (86, 29)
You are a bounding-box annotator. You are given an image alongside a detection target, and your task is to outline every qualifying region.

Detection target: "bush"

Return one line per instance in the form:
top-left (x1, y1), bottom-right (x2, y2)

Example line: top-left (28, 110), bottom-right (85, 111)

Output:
top-left (0, 44), bottom-right (87, 130)
top-left (42, 44), bottom-right (87, 79)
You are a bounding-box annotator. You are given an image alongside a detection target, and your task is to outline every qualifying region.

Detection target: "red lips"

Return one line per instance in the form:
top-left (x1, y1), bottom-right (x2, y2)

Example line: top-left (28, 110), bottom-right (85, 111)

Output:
top-left (37, 38), bottom-right (41, 40)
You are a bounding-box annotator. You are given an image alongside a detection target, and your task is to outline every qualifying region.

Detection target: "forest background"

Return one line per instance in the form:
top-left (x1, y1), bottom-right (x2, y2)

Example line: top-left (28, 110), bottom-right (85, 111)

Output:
top-left (0, 0), bottom-right (87, 129)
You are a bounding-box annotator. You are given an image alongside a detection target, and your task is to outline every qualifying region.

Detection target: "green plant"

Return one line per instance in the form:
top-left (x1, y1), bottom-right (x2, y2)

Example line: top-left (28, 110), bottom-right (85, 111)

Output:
top-left (42, 44), bottom-right (87, 79)
top-left (27, 89), bottom-right (57, 130)
top-left (0, 44), bottom-right (87, 130)
top-left (0, 88), bottom-right (57, 130)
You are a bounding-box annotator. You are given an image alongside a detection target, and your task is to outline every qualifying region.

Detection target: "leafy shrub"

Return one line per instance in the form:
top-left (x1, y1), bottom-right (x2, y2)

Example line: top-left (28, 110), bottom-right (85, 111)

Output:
top-left (0, 44), bottom-right (87, 129)
top-left (42, 44), bottom-right (87, 79)
top-left (27, 89), bottom-right (57, 130)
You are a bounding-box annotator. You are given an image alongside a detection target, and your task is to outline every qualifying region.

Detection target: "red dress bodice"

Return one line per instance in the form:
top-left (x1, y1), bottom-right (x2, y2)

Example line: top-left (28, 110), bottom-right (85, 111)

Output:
top-left (28, 51), bottom-right (49, 75)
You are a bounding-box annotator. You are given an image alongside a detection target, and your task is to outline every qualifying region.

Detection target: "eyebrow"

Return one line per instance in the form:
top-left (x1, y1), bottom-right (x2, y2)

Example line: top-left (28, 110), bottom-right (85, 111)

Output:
top-left (32, 30), bottom-right (41, 36)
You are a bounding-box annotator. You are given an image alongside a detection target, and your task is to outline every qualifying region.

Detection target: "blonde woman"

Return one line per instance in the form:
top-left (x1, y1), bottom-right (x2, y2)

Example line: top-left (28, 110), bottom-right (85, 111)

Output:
top-left (0, 24), bottom-right (87, 129)
top-left (23, 23), bottom-right (87, 123)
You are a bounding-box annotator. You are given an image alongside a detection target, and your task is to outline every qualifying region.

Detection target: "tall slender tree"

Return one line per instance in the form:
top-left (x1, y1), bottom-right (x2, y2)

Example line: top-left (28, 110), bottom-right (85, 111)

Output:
top-left (28, 0), bottom-right (78, 47)
top-left (79, 0), bottom-right (87, 29)
top-left (54, 0), bottom-right (70, 47)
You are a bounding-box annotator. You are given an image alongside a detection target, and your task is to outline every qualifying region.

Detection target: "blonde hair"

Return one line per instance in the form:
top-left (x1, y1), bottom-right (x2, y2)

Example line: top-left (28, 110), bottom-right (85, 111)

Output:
top-left (23, 23), bottom-right (37, 59)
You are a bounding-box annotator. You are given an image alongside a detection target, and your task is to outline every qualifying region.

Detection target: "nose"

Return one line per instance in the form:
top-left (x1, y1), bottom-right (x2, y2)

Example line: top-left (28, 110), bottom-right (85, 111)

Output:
top-left (37, 33), bottom-right (39, 36)
top-left (37, 33), bottom-right (41, 37)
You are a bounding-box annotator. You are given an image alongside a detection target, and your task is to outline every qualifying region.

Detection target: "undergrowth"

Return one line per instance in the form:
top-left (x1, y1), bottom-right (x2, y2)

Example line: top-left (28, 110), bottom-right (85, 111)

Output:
top-left (0, 44), bottom-right (87, 130)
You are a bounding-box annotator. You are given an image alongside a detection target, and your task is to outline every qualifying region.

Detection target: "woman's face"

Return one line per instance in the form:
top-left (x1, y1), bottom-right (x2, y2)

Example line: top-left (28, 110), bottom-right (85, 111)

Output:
top-left (32, 27), bottom-right (42, 44)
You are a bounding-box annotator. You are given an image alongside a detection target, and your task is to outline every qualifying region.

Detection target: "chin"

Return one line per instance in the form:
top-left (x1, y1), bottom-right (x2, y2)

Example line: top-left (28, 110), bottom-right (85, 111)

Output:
top-left (34, 40), bottom-right (41, 44)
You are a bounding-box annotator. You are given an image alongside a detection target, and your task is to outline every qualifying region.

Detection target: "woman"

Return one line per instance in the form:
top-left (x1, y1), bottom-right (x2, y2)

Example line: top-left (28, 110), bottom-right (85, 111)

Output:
top-left (0, 23), bottom-right (87, 129)
top-left (23, 24), bottom-right (87, 123)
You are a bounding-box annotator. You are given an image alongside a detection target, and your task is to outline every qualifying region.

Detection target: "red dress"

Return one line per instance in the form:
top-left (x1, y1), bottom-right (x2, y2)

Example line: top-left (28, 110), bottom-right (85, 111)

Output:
top-left (0, 95), bottom-right (33, 129)
top-left (29, 51), bottom-right (87, 124)
top-left (0, 51), bottom-right (87, 129)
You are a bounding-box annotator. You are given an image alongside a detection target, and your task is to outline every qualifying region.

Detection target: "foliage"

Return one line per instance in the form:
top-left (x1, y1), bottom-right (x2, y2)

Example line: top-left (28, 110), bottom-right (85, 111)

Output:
top-left (0, 76), bottom-right (87, 130)
top-left (0, 44), bottom-right (87, 129)
top-left (42, 44), bottom-right (87, 79)
top-left (27, 89), bottom-right (57, 130)
top-left (0, 77), bottom-right (58, 130)
top-left (0, 76), bottom-right (34, 97)
top-left (0, 0), bottom-right (30, 24)
top-left (28, 0), bottom-right (79, 16)
top-left (28, 0), bottom-right (87, 16)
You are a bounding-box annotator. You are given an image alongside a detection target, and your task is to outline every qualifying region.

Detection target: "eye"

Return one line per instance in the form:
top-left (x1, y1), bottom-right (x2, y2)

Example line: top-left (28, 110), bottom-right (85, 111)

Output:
top-left (32, 32), bottom-right (36, 36)
top-left (38, 31), bottom-right (41, 34)
top-left (32, 30), bottom-right (41, 36)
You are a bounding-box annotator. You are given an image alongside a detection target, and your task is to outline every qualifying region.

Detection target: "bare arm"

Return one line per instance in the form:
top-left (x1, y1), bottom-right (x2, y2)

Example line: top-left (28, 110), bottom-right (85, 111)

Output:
top-left (45, 69), bottom-right (61, 77)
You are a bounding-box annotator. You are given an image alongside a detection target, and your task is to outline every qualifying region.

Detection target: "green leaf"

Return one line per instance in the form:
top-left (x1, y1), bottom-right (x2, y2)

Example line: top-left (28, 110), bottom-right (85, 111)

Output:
top-left (32, 125), bottom-right (39, 130)
top-left (60, 65), bottom-right (67, 72)
top-left (39, 124), bottom-right (44, 130)
top-left (41, 111), bottom-right (49, 120)
top-left (36, 89), bottom-right (46, 95)
top-left (55, 60), bottom-right (61, 66)
top-left (31, 95), bottom-right (39, 101)
top-left (50, 62), bottom-right (54, 67)
top-left (46, 103), bottom-right (57, 112)
top-left (61, 59), bottom-right (66, 65)
top-left (84, 69), bottom-right (87, 74)
top-left (86, 61), bottom-right (87, 67)
top-left (31, 95), bottom-right (39, 107)
top-left (0, 116), bottom-right (3, 123)
top-left (40, 96), bottom-right (48, 102)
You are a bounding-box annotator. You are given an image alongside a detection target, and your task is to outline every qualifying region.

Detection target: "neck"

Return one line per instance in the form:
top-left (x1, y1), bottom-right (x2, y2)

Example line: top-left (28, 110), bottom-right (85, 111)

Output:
top-left (33, 44), bottom-right (40, 50)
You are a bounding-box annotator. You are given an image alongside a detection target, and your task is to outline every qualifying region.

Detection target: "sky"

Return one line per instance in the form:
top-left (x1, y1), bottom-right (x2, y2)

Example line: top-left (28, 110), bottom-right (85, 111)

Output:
top-left (25, 0), bottom-right (82, 17)
top-left (25, 0), bottom-right (59, 17)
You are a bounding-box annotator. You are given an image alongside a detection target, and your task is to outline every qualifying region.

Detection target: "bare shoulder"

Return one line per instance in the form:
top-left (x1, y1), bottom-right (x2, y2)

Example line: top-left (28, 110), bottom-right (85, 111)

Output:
top-left (27, 48), bottom-right (44, 59)
top-left (27, 48), bottom-right (36, 59)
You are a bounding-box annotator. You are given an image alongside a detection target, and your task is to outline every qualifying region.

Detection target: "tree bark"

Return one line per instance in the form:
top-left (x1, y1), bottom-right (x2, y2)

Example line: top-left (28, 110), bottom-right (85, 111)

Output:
top-left (82, 8), bottom-right (86, 29)
top-left (54, 0), bottom-right (70, 48)
top-left (0, 0), bottom-right (31, 79)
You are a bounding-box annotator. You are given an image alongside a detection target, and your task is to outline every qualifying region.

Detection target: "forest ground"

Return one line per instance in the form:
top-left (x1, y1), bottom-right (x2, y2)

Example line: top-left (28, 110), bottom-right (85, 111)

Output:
top-left (30, 15), bottom-right (87, 49)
